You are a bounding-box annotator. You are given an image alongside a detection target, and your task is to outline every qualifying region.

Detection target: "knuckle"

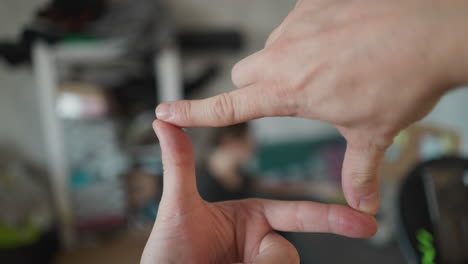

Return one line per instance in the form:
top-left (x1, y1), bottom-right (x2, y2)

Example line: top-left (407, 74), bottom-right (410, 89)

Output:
top-left (265, 27), bottom-right (281, 48)
top-left (293, 203), bottom-right (305, 231)
top-left (213, 93), bottom-right (236, 124)
top-left (231, 61), bottom-right (245, 87)
top-left (268, 40), bottom-right (289, 60)
top-left (232, 52), bottom-right (267, 88)
top-left (269, 34), bottom-right (302, 56)
top-left (174, 100), bottom-right (192, 121)
top-left (350, 170), bottom-right (377, 190)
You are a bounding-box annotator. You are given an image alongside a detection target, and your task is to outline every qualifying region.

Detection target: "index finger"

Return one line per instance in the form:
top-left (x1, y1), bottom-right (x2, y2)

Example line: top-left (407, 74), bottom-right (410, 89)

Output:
top-left (155, 83), bottom-right (297, 127)
top-left (252, 199), bottom-right (377, 238)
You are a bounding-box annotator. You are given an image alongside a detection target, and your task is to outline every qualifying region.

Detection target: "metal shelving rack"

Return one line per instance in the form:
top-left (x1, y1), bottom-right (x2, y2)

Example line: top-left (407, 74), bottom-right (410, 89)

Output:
top-left (32, 41), bottom-right (182, 248)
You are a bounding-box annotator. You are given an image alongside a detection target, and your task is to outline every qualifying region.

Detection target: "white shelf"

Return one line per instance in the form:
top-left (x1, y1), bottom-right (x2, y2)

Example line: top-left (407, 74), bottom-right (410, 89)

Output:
top-left (32, 40), bottom-right (182, 248)
top-left (54, 40), bottom-right (126, 64)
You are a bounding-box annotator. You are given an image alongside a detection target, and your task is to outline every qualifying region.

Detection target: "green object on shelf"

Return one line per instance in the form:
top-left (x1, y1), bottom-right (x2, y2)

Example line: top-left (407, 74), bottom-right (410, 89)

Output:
top-left (0, 222), bottom-right (42, 249)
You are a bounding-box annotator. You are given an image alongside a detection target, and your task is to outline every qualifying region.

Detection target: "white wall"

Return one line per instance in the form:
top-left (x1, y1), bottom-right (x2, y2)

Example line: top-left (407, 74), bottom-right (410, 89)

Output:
top-left (0, 0), bottom-right (46, 38)
top-left (421, 88), bottom-right (468, 156)
top-left (0, 0), bottom-right (47, 165)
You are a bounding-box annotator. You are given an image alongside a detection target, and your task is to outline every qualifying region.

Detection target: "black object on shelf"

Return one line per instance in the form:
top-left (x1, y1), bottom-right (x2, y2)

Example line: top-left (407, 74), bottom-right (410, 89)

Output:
top-left (397, 157), bottom-right (468, 264)
top-left (184, 63), bottom-right (220, 97)
top-left (177, 30), bottom-right (244, 53)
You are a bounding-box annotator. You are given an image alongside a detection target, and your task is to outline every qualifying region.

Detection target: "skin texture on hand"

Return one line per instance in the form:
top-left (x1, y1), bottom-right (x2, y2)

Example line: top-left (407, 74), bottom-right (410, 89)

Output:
top-left (141, 121), bottom-right (377, 264)
top-left (155, 0), bottom-right (468, 215)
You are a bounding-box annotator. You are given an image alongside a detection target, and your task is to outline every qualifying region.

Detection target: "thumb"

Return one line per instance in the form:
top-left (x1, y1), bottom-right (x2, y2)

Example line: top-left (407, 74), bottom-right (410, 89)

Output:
top-left (341, 143), bottom-right (386, 215)
top-left (252, 232), bottom-right (300, 264)
top-left (155, 83), bottom-right (295, 127)
top-left (153, 120), bottom-right (200, 207)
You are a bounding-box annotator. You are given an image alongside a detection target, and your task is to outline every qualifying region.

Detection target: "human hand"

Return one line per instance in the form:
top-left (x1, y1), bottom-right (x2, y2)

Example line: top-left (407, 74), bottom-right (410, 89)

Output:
top-left (141, 121), bottom-right (376, 264)
top-left (155, 0), bottom-right (468, 215)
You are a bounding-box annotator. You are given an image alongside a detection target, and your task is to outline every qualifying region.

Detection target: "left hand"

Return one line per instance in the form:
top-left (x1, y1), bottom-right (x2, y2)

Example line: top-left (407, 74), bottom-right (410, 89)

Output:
top-left (141, 121), bottom-right (377, 264)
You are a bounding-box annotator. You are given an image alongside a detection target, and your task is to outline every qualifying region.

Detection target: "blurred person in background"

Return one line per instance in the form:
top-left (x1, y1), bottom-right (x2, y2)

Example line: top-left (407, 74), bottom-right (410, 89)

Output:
top-left (125, 165), bottom-right (162, 227)
top-left (197, 123), bottom-right (254, 203)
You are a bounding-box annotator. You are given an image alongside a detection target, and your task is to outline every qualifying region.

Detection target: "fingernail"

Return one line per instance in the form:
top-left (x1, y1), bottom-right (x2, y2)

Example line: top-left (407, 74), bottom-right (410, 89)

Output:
top-left (156, 103), bottom-right (171, 121)
top-left (359, 193), bottom-right (379, 215)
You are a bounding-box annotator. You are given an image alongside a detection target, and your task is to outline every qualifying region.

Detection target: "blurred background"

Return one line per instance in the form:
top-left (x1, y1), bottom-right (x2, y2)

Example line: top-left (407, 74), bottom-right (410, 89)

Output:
top-left (0, 0), bottom-right (467, 263)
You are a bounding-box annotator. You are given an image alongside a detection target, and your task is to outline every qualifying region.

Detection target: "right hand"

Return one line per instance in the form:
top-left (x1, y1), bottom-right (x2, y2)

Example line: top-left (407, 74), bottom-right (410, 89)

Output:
top-left (155, 0), bottom-right (468, 215)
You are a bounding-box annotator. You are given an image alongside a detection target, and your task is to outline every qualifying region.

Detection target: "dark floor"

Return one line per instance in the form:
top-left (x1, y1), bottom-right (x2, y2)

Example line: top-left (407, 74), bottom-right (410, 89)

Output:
top-left (286, 233), bottom-right (407, 264)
